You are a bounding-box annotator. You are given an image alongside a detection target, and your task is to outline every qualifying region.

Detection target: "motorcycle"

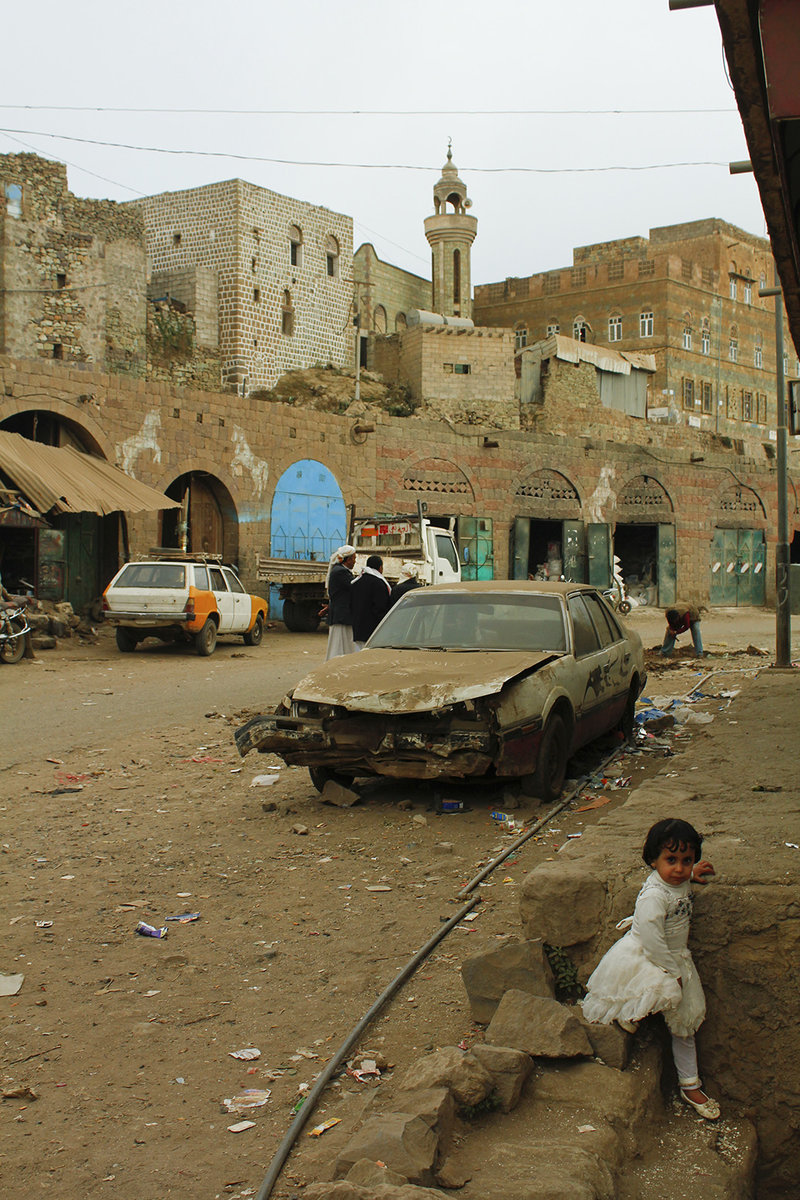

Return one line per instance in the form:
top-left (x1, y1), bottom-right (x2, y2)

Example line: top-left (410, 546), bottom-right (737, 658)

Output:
top-left (0, 605), bottom-right (31, 664)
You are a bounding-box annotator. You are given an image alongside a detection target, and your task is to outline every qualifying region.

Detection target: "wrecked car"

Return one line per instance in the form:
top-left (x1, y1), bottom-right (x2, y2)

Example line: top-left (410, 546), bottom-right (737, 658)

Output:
top-left (235, 581), bottom-right (646, 801)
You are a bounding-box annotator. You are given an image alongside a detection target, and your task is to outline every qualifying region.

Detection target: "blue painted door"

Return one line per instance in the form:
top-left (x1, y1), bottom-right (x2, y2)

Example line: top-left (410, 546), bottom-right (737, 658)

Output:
top-left (269, 460), bottom-right (346, 619)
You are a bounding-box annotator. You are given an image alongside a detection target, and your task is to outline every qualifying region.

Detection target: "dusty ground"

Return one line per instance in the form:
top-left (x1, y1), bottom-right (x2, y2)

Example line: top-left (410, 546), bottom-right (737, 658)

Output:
top-left (0, 607), bottom-right (791, 1199)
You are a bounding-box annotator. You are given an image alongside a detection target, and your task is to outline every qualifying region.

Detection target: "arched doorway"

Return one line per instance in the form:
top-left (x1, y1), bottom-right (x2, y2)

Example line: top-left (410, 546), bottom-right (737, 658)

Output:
top-left (0, 408), bottom-right (123, 611)
top-left (161, 472), bottom-right (239, 562)
top-left (614, 474), bottom-right (675, 606)
top-left (511, 469), bottom-right (584, 581)
top-left (269, 460), bottom-right (346, 623)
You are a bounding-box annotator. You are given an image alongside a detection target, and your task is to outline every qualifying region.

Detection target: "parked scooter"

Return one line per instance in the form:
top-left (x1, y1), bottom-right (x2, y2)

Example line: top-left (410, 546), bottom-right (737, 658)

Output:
top-left (0, 604), bottom-right (31, 664)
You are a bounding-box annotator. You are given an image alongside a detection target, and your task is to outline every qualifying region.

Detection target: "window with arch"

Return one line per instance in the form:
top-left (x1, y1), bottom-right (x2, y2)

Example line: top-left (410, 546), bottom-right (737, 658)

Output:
top-left (682, 324), bottom-right (692, 351)
top-left (453, 248), bottom-right (461, 308)
top-left (373, 305), bottom-right (387, 334)
top-left (288, 224), bottom-right (303, 268)
top-left (701, 318), bottom-right (710, 356)
top-left (744, 276), bottom-right (752, 304)
top-left (281, 289), bottom-right (295, 337)
top-left (325, 235), bottom-right (340, 279)
top-left (573, 316), bottom-right (589, 342)
top-left (514, 324), bottom-right (528, 350)
top-left (608, 314), bottom-right (622, 342)
top-left (729, 326), bottom-right (738, 363)
top-left (754, 334), bottom-right (763, 370)
top-left (640, 310), bottom-right (654, 337)
top-left (4, 183), bottom-right (22, 218)
top-left (729, 271), bottom-right (737, 301)
top-left (546, 321), bottom-right (560, 337)
top-left (395, 312), bottom-right (407, 331)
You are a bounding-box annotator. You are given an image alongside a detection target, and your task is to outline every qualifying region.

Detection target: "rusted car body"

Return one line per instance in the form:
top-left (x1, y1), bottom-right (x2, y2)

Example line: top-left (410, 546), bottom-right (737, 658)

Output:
top-left (236, 581), bottom-right (646, 800)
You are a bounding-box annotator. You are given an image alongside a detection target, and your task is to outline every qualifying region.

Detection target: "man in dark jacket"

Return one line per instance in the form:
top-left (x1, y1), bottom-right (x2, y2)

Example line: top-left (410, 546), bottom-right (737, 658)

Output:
top-left (351, 555), bottom-right (392, 648)
top-left (390, 561), bottom-right (422, 606)
top-left (324, 545), bottom-right (357, 660)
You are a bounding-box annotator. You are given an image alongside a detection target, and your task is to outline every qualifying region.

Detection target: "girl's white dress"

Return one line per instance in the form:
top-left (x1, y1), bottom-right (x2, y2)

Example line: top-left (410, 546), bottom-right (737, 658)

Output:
top-left (580, 870), bottom-right (705, 1038)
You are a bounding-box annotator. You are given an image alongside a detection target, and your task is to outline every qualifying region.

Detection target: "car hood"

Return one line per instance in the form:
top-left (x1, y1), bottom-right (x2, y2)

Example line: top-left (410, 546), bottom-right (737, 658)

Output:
top-left (291, 648), bottom-right (558, 713)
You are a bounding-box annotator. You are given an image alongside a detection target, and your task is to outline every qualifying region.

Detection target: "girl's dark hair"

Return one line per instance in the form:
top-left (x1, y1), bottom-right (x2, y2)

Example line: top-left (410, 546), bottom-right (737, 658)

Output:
top-left (642, 818), bottom-right (703, 866)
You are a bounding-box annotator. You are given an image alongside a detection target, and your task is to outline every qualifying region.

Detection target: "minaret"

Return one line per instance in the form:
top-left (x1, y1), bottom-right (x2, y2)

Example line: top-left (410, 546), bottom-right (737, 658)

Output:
top-left (424, 144), bottom-right (478, 319)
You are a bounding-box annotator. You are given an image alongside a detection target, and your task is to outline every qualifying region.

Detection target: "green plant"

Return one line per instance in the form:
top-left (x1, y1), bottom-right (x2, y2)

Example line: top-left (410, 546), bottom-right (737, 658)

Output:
top-left (544, 943), bottom-right (582, 1001)
top-left (383, 383), bottom-right (420, 417)
top-left (458, 1092), bottom-right (501, 1121)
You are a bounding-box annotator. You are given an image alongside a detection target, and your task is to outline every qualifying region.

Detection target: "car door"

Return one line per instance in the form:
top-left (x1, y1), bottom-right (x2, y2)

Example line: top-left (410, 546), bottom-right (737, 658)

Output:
top-left (566, 592), bottom-right (615, 748)
top-left (581, 590), bottom-right (631, 728)
top-left (222, 567), bottom-right (251, 633)
top-left (209, 565), bottom-right (235, 633)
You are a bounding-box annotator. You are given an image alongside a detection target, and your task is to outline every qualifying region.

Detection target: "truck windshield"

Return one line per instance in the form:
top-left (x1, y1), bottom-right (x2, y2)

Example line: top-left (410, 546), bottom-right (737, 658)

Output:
top-left (369, 592), bottom-right (567, 652)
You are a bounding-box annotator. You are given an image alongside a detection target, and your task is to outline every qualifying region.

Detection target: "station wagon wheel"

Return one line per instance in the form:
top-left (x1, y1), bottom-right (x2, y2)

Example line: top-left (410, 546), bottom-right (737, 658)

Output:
top-left (522, 713), bottom-right (568, 803)
top-left (195, 618), bottom-right (218, 656)
top-left (115, 627), bottom-right (139, 653)
top-left (309, 766), bottom-right (356, 794)
top-left (243, 615), bottom-right (264, 646)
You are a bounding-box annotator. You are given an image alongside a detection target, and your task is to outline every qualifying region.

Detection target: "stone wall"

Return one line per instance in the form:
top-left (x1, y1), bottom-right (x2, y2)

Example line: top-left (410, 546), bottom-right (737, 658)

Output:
top-left (145, 303), bottom-right (222, 391)
top-left (353, 242), bottom-right (430, 334)
top-left (148, 266), bottom-right (219, 348)
top-left (130, 179), bottom-right (354, 392)
top-left (0, 153), bottom-right (146, 375)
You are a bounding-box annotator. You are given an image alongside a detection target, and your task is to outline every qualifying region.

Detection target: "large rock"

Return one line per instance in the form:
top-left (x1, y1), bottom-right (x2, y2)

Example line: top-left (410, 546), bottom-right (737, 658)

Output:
top-left (576, 1016), bottom-right (632, 1071)
top-left (461, 938), bottom-right (555, 1023)
top-left (305, 1184), bottom-right (447, 1200)
top-left (519, 862), bottom-right (606, 946)
top-left (396, 1046), bottom-right (493, 1109)
top-left (345, 1159), bottom-right (408, 1188)
top-left (485, 990), bottom-right (593, 1059)
top-left (469, 1043), bottom-right (534, 1112)
top-left (334, 1113), bottom-right (439, 1184)
top-left (321, 779), bottom-right (361, 807)
top-left (388, 1087), bottom-right (455, 1144)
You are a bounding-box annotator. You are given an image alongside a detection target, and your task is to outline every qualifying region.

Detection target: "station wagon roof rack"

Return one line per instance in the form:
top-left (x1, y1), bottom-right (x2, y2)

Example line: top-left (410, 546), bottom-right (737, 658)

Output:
top-left (145, 548), bottom-right (224, 563)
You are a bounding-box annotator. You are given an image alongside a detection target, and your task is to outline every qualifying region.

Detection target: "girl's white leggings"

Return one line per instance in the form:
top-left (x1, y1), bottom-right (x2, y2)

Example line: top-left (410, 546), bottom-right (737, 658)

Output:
top-left (671, 1033), bottom-right (700, 1086)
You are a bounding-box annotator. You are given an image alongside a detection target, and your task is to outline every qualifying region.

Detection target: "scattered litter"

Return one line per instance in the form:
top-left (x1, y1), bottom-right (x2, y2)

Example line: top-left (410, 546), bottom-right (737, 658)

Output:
top-left (578, 1124), bottom-right (596, 1133)
top-left (308, 1117), bottom-right (342, 1137)
top-left (46, 757), bottom-right (63, 765)
top-left (566, 833), bottom-right (582, 840)
top-left (176, 892), bottom-right (192, 897)
top-left (461, 911), bottom-right (480, 922)
top-left (366, 885), bottom-right (392, 892)
top-left (183, 755), bottom-right (225, 764)
top-left (165, 912), bottom-right (201, 923)
top-left (3, 1085), bottom-right (37, 1101)
top-left (135, 921), bottom-right (168, 939)
top-left (227, 1120), bottom-right (256, 1134)
top-left (0, 974), bottom-right (24, 997)
top-left (250, 774), bottom-right (280, 787)
top-left (412, 814), bottom-right (428, 826)
top-left (439, 799), bottom-right (464, 814)
top-left (753, 784), bottom-right (782, 793)
top-left (61, 875), bottom-right (75, 881)
top-left (785, 843), bottom-right (799, 850)
top-left (222, 1089), bottom-right (271, 1114)
top-left (229, 1048), bottom-right (261, 1061)
top-left (35, 920), bottom-right (54, 929)
top-left (575, 795), bottom-right (612, 813)
top-left (143, 990), bottom-right (160, 997)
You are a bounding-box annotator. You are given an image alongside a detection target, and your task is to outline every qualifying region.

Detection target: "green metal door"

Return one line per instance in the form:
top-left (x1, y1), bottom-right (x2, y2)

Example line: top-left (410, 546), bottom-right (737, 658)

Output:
top-left (657, 524), bottom-right (677, 606)
top-left (457, 517), bottom-right (494, 580)
top-left (511, 517), bottom-right (530, 580)
top-left (710, 529), bottom-right (738, 604)
top-left (562, 520), bottom-right (585, 582)
top-left (63, 512), bottom-right (101, 612)
top-left (737, 529), bottom-right (766, 605)
top-left (711, 529), bottom-right (766, 605)
top-left (587, 523), bottom-right (611, 587)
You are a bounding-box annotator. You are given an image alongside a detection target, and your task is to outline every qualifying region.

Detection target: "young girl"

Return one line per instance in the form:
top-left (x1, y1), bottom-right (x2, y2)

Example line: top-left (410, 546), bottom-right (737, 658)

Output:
top-left (581, 817), bottom-right (719, 1120)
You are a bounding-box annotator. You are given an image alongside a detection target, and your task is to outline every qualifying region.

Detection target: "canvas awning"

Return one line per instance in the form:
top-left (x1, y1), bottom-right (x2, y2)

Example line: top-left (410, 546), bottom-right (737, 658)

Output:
top-left (0, 431), bottom-right (180, 517)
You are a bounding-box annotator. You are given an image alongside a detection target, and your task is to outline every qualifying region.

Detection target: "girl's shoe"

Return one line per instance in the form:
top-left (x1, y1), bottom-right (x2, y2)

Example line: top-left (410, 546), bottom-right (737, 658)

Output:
top-left (617, 1018), bottom-right (639, 1034)
top-left (679, 1086), bottom-right (720, 1120)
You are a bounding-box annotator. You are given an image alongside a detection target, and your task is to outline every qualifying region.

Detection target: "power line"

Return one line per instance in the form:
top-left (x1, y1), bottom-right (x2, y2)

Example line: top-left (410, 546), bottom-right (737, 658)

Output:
top-left (0, 128), bottom-right (728, 174)
top-left (0, 130), bottom-right (145, 196)
top-left (0, 104), bottom-right (739, 117)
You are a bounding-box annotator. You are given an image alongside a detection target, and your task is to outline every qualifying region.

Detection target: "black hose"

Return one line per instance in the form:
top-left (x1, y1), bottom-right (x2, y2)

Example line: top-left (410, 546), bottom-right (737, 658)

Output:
top-left (253, 892), bottom-right (481, 1200)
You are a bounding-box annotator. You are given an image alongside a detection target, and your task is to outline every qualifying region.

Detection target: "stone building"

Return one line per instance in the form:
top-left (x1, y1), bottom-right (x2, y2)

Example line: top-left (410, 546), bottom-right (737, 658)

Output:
top-left (0, 153), bottom-right (147, 375)
top-left (352, 243), bottom-right (429, 343)
top-left (129, 179), bottom-right (354, 393)
top-left (474, 219), bottom-right (800, 442)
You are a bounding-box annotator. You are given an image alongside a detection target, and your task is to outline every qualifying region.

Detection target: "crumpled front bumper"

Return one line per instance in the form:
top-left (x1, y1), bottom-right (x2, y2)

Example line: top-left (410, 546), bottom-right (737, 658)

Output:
top-left (235, 712), bottom-right (494, 780)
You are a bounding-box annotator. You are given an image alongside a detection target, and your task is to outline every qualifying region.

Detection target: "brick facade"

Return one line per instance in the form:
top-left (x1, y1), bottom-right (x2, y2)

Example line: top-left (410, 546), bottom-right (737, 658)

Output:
top-left (129, 179), bottom-right (354, 392)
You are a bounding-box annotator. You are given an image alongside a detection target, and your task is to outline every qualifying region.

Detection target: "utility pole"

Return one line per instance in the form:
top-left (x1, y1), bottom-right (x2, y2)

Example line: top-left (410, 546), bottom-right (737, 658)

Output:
top-left (760, 270), bottom-right (791, 668)
top-left (353, 310), bottom-right (361, 405)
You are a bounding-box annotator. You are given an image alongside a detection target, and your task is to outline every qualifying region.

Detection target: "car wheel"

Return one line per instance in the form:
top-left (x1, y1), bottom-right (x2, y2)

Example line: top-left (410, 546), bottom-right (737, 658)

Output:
top-left (522, 713), bottom-right (568, 803)
top-left (115, 627), bottom-right (139, 653)
top-left (0, 617), bottom-right (27, 664)
top-left (619, 684), bottom-right (637, 743)
top-left (195, 618), bottom-right (218, 656)
top-left (243, 615), bottom-right (264, 646)
top-left (309, 766), bottom-right (356, 794)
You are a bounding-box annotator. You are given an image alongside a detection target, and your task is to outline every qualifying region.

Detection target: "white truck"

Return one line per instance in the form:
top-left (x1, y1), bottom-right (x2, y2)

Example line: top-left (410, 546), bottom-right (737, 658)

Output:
top-left (257, 502), bottom-right (461, 632)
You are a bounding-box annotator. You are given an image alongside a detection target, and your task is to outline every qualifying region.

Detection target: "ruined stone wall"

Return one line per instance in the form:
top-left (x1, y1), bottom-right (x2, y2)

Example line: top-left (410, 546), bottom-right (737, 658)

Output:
top-left (148, 266), bottom-right (219, 348)
top-left (145, 304), bottom-right (222, 391)
top-left (353, 242), bottom-right (430, 333)
top-left (130, 179), bottom-right (353, 392)
top-left (0, 153), bottom-right (146, 375)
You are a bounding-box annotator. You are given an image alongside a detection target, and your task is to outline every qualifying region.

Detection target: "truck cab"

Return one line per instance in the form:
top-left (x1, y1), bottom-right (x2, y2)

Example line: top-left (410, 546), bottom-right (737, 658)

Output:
top-left (351, 507), bottom-right (461, 587)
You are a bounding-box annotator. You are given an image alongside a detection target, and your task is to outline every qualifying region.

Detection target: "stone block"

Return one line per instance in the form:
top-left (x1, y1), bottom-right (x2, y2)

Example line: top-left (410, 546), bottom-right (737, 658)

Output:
top-left (321, 779), bottom-right (361, 807)
top-left (519, 862), bottom-right (606, 946)
top-left (576, 1016), bottom-right (632, 1071)
top-left (388, 1087), bottom-right (454, 1144)
top-left (334, 1113), bottom-right (439, 1185)
top-left (485, 990), bottom-right (593, 1059)
top-left (469, 1043), bottom-right (534, 1112)
top-left (345, 1158), bottom-right (408, 1188)
top-left (461, 938), bottom-right (555, 1024)
top-left (306, 1184), bottom-right (448, 1200)
top-left (396, 1047), bottom-right (493, 1109)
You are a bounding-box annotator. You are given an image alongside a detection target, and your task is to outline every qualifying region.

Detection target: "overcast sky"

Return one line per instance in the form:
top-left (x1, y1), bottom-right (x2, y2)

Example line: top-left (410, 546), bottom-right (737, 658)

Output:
top-left (2, 0), bottom-right (767, 285)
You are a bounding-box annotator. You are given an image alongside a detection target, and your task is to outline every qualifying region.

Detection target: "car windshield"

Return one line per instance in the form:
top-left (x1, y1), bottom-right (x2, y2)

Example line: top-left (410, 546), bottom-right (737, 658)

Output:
top-left (115, 563), bottom-right (185, 588)
top-left (369, 592), bottom-right (567, 652)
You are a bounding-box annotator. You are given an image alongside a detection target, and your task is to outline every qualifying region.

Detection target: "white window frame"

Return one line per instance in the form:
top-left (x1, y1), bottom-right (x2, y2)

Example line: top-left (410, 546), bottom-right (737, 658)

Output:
top-left (608, 315), bottom-right (622, 343)
top-left (729, 277), bottom-right (737, 301)
top-left (640, 311), bottom-right (654, 338)
top-left (546, 323), bottom-right (560, 337)
top-left (701, 328), bottom-right (710, 356)
top-left (682, 327), bottom-right (692, 351)
top-left (754, 345), bottom-right (763, 370)
top-left (729, 338), bottom-right (738, 363)
top-left (744, 280), bottom-right (752, 304)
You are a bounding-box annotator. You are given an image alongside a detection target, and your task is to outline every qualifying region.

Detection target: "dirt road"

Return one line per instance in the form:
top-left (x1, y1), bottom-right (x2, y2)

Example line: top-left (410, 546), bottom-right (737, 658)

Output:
top-left (0, 609), bottom-right (790, 1199)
